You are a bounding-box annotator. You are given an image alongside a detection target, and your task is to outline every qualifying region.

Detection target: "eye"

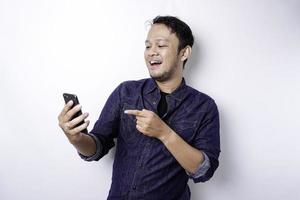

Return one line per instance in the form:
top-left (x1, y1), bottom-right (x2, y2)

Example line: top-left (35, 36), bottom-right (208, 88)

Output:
top-left (158, 45), bottom-right (167, 48)
top-left (145, 46), bottom-right (151, 49)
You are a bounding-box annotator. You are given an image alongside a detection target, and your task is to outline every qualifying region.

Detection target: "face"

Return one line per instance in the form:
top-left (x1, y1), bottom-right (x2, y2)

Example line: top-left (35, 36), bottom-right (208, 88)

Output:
top-left (144, 24), bottom-right (183, 82)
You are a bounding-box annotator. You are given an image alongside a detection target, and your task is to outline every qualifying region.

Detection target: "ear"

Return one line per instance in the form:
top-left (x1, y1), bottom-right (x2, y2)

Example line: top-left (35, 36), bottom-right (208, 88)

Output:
top-left (180, 46), bottom-right (192, 62)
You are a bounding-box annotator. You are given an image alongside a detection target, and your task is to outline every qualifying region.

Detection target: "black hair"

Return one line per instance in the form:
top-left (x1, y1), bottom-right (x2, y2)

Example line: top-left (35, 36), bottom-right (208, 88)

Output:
top-left (152, 16), bottom-right (194, 68)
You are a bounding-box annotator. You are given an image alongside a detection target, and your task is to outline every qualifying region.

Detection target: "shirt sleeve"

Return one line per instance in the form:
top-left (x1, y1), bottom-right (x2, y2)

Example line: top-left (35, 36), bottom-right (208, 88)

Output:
top-left (78, 82), bottom-right (123, 162)
top-left (78, 132), bottom-right (103, 161)
top-left (191, 98), bottom-right (220, 183)
top-left (186, 152), bottom-right (211, 179)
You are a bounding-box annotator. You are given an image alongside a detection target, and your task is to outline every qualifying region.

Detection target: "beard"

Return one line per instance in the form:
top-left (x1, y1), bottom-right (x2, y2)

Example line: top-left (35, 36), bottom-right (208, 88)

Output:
top-left (149, 65), bottom-right (178, 82)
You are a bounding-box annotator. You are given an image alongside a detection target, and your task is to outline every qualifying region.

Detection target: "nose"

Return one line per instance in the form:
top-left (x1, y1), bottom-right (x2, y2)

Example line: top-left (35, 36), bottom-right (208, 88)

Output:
top-left (147, 46), bottom-right (159, 57)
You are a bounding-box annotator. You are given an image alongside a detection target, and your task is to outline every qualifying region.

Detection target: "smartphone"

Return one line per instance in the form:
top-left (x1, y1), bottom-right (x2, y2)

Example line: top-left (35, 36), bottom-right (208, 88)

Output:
top-left (63, 93), bottom-right (88, 134)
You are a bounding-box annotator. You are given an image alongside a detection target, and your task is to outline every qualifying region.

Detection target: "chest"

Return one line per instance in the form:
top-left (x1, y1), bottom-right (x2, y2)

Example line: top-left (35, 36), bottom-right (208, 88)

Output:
top-left (120, 96), bottom-right (202, 144)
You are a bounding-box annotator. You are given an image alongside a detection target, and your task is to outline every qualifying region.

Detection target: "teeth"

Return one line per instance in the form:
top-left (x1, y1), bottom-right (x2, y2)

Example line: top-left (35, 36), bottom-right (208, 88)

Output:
top-left (150, 60), bottom-right (161, 64)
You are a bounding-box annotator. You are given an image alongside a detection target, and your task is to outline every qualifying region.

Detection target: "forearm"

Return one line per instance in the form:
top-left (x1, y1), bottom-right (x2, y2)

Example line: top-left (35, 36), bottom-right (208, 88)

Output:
top-left (160, 129), bottom-right (205, 174)
top-left (68, 133), bottom-right (97, 157)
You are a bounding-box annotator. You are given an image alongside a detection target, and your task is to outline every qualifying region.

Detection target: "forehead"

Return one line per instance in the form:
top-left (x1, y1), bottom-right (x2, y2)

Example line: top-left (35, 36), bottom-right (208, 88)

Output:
top-left (145, 24), bottom-right (178, 43)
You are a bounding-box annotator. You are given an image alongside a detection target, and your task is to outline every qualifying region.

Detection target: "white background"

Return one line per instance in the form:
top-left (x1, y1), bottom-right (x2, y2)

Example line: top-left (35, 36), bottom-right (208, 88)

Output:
top-left (1, 0), bottom-right (300, 199)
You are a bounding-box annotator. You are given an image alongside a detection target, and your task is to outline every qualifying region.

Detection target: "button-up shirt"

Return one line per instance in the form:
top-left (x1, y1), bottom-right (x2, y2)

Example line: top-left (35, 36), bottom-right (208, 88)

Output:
top-left (80, 77), bottom-right (220, 200)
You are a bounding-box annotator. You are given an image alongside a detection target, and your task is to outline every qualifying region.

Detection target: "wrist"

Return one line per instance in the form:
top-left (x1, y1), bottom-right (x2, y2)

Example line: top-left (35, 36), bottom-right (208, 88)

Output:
top-left (159, 127), bottom-right (174, 144)
top-left (68, 132), bottom-right (84, 145)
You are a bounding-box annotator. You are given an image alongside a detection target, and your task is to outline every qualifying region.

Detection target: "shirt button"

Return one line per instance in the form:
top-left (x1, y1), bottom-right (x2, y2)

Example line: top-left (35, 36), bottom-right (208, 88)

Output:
top-left (152, 101), bottom-right (156, 105)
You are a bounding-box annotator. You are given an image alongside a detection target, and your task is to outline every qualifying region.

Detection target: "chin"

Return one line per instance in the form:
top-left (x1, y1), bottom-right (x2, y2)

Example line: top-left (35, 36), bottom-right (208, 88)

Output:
top-left (150, 73), bottom-right (170, 82)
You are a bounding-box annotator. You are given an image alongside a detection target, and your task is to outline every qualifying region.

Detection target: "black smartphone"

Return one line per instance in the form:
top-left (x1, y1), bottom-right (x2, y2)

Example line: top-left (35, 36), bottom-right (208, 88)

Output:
top-left (63, 93), bottom-right (88, 134)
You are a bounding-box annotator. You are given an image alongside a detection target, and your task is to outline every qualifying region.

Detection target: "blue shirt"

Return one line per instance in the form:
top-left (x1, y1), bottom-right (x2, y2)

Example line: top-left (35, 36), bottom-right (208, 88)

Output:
top-left (80, 77), bottom-right (220, 200)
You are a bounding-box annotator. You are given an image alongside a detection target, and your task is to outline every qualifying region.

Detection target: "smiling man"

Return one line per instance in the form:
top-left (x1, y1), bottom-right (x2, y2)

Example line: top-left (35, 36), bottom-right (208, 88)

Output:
top-left (58, 16), bottom-right (220, 200)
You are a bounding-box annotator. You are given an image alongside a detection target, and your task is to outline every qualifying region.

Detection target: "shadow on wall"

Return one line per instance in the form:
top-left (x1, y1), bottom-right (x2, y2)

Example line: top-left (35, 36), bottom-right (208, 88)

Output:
top-left (185, 39), bottom-right (236, 199)
top-left (183, 36), bottom-right (204, 80)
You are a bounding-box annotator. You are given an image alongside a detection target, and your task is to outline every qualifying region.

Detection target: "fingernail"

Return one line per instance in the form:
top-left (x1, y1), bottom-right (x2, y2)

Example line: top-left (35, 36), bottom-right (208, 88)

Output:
top-left (124, 110), bottom-right (128, 114)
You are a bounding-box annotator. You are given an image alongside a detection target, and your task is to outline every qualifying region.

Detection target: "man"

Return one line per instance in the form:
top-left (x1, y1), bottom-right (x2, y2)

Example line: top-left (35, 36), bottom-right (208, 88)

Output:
top-left (58, 16), bottom-right (220, 200)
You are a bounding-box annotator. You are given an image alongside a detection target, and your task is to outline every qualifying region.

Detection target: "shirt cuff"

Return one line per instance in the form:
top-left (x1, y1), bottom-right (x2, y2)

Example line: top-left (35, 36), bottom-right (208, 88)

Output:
top-left (78, 133), bottom-right (102, 161)
top-left (186, 152), bottom-right (211, 179)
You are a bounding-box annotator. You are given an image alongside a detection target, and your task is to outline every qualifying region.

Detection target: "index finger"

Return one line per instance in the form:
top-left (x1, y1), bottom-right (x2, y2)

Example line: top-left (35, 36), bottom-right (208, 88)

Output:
top-left (124, 109), bottom-right (145, 117)
top-left (60, 100), bottom-right (74, 116)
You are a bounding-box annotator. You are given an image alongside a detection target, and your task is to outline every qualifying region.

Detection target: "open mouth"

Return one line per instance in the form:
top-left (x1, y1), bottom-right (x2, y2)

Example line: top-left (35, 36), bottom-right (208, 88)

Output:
top-left (149, 60), bottom-right (162, 69)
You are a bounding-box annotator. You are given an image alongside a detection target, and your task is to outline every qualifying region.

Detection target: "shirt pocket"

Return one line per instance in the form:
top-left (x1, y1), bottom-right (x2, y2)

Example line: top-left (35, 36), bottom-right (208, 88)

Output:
top-left (162, 119), bottom-right (198, 156)
top-left (120, 102), bottom-right (140, 144)
top-left (172, 120), bottom-right (198, 142)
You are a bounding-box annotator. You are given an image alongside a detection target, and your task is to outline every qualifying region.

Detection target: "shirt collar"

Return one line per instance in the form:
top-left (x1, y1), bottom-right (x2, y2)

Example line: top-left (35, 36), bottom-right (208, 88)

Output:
top-left (145, 77), bottom-right (187, 101)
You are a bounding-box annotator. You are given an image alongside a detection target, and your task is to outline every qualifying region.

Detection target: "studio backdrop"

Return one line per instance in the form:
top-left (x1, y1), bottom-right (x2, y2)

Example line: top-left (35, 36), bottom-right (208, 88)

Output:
top-left (1, 0), bottom-right (299, 199)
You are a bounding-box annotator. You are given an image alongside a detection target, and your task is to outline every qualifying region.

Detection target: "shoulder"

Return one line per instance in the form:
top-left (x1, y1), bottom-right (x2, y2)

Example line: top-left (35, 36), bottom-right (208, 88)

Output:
top-left (115, 78), bottom-right (150, 98)
top-left (185, 85), bottom-right (218, 112)
top-left (119, 78), bottom-right (149, 88)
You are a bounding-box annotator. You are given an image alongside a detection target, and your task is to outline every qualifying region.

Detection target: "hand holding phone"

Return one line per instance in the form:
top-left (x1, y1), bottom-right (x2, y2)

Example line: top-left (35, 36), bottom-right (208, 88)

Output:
top-left (61, 93), bottom-right (88, 134)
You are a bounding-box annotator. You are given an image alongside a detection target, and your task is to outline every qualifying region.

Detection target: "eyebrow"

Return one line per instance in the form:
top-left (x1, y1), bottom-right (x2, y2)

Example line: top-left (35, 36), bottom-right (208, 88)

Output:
top-left (145, 38), bottom-right (170, 43)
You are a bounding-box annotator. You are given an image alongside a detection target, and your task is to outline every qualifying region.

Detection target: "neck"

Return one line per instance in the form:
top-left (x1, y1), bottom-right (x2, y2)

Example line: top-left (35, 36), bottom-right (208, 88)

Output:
top-left (155, 75), bottom-right (183, 94)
